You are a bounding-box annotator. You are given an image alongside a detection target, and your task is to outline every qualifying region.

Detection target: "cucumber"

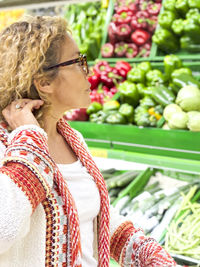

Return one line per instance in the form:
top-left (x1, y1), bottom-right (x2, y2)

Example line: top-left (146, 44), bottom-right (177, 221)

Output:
top-left (116, 170), bottom-right (141, 187)
top-left (106, 170), bottom-right (141, 190)
top-left (108, 188), bottom-right (122, 198)
top-left (113, 168), bottom-right (155, 207)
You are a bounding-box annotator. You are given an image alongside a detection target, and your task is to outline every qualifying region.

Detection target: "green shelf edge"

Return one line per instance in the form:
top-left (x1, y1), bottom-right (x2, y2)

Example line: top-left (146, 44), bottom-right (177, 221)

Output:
top-left (68, 121), bottom-right (200, 173)
top-left (89, 147), bottom-right (200, 174)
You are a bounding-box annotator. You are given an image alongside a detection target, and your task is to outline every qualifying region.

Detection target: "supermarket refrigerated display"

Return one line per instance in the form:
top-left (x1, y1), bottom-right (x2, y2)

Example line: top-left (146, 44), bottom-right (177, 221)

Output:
top-left (1, 0), bottom-right (200, 266)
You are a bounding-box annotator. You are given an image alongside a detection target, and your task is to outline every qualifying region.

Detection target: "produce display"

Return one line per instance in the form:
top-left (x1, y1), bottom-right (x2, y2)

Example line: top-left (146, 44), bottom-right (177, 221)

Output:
top-left (101, 0), bottom-right (161, 58)
top-left (102, 167), bottom-right (200, 266)
top-left (64, 2), bottom-right (107, 61)
top-left (153, 0), bottom-right (200, 53)
top-left (71, 54), bottom-right (200, 131)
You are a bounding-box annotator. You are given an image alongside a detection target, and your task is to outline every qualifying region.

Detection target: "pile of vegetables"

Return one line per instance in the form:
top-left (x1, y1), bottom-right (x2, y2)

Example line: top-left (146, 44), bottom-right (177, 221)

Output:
top-left (67, 54), bottom-right (200, 132)
top-left (153, 0), bottom-right (200, 53)
top-left (165, 185), bottom-right (200, 262)
top-left (64, 2), bottom-right (107, 61)
top-left (86, 54), bottom-right (187, 126)
top-left (102, 166), bottom-right (200, 265)
top-left (101, 0), bottom-right (161, 58)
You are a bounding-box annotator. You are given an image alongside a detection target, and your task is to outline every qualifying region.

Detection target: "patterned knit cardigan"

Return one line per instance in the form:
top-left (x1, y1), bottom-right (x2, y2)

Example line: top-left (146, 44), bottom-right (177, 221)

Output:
top-left (0, 117), bottom-right (177, 267)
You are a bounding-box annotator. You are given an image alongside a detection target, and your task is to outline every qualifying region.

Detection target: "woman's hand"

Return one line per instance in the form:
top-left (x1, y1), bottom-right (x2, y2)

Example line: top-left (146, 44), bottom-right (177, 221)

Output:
top-left (2, 99), bottom-right (44, 130)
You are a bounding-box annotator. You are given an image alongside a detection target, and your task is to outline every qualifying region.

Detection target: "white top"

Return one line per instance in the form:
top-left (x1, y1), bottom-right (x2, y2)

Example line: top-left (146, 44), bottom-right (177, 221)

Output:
top-left (57, 159), bottom-right (100, 267)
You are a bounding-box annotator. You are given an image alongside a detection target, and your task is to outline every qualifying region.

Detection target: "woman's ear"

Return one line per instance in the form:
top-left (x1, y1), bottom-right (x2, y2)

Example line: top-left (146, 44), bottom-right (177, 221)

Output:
top-left (33, 78), bottom-right (53, 94)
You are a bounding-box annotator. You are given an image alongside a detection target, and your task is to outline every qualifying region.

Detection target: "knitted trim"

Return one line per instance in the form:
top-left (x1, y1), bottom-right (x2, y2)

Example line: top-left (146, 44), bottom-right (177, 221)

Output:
top-left (2, 156), bottom-right (51, 196)
top-left (57, 118), bottom-right (110, 266)
top-left (110, 221), bottom-right (135, 263)
top-left (8, 124), bottom-right (47, 144)
top-left (43, 191), bottom-right (61, 267)
top-left (1, 162), bottom-right (46, 212)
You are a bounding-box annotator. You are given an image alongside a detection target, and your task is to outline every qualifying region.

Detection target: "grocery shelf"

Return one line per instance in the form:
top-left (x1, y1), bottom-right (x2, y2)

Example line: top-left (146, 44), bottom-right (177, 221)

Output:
top-left (69, 121), bottom-right (200, 174)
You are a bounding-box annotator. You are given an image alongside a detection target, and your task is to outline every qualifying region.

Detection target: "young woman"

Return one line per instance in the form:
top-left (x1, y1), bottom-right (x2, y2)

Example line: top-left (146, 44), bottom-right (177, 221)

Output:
top-left (0, 15), bottom-right (177, 266)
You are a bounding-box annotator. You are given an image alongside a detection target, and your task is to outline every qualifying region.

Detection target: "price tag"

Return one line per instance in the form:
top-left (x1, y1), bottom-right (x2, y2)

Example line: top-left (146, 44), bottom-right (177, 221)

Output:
top-left (90, 148), bottom-right (108, 158)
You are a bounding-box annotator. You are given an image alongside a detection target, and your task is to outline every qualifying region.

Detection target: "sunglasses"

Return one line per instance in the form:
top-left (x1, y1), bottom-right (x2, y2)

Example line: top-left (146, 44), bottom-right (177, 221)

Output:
top-left (44, 53), bottom-right (89, 75)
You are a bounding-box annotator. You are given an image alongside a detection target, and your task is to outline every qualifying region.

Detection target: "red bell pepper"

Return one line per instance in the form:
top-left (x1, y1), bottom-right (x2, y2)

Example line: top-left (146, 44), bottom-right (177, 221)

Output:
top-left (90, 89), bottom-right (104, 104)
top-left (113, 7), bottom-right (134, 25)
top-left (116, 24), bottom-right (131, 40)
top-left (114, 42), bottom-right (127, 57)
top-left (101, 43), bottom-right (114, 58)
top-left (64, 108), bottom-right (88, 121)
top-left (128, 3), bottom-right (139, 13)
top-left (131, 29), bottom-right (150, 45)
top-left (110, 87), bottom-right (118, 94)
top-left (147, 16), bottom-right (158, 33)
top-left (115, 61), bottom-right (132, 78)
top-left (100, 68), bottom-right (122, 88)
top-left (130, 17), bottom-right (148, 30)
top-left (108, 22), bottom-right (117, 44)
top-left (125, 43), bottom-right (138, 58)
top-left (147, 3), bottom-right (161, 16)
top-left (139, 0), bottom-right (149, 11)
top-left (138, 42), bottom-right (151, 57)
top-left (93, 61), bottom-right (112, 75)
top-left (88, 73), bottom-right (100, 90)
top-left (136, 10), bottom-right (149, 19)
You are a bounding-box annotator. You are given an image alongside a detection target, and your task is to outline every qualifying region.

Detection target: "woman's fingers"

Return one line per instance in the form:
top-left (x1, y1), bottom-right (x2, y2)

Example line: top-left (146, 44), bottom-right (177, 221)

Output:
top-left (2, 99), bottom-right (44, 130)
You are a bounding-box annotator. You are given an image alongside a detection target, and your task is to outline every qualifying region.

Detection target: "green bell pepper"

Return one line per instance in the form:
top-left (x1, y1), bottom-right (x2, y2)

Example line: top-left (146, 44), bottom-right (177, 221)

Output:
top-left (146, 69), bottom-right (165, 85)
top-left (171, 68), bottom-right (193, 79)
top-left (134, 106), bottom-right (151, 127)
top-left (103, 100), bottom-right (120, 112)
top-left (136, 83), bottom-right (152, 97)
top-left (172, 73), bottom-right (200, 88)
top-left (118, 81), bottom-right (140, 107)
top-left (119, 104), bottom-right (134, 123)
top-left (87, 101), bottom-right (102, 115)
top-left (105, 112), bottom-right (126, 124)
top-left (171, 19), bottom-right (185, 35)
top-left (186, 8), bottom-right (200, 23)
top-left (86, 6), bottom-right (98, 16)
top-left (164, 54), bottom-right (183, 80)
top-left (139, 96), bottom-right (156, 108)
top-left (175, 0), bottom-right (189, 16)
top-left (168, 82), bottom-right (180, 93)
top-left (183, 19), bottom-right (200, 41)
top-left (136, 83), bottom-right (146, 98)
top-left (127, 68), bottom-right (146, 83)
top-left (163, 0), bottom-right (177, 13)
top-left (89, 110), bottom-right (108, 123)
top-left (137, 62), bottom-right (152, 74)
top-left (180, 35), bottom-right (200, 52)
top-left (151, 85), bottom-right (175, 107)
top-left (188, 0), bottom-right (200, 9)
top-left (158, 11), bottom-right (177, 30)
top-left (152, 28), bottom-right (179, 53)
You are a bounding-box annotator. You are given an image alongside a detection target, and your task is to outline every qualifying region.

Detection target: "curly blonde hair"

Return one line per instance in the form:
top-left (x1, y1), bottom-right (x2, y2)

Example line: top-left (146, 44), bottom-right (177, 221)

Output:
top-left (0, 15), bottom-right (70, 128)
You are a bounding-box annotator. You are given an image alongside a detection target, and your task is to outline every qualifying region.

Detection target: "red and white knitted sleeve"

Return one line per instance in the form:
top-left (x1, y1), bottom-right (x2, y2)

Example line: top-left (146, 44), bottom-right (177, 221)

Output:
top-left (1, 124), bottom-right (55, 212)
top-left (110, 207), bottom-right (177, 267)
top-left (0, 125), bottom-right (54, 254)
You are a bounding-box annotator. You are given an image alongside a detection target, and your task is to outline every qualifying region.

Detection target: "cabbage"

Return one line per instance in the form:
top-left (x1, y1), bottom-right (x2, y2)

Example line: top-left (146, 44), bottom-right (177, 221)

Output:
top-left (168, 111), bottom-right (188, 129)
top-left (163, 104), bottom-right (182, 121)
top-left (187, 111), bottom-right (200, 132)
top-left (176, 85), bottom-right (200, 112)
